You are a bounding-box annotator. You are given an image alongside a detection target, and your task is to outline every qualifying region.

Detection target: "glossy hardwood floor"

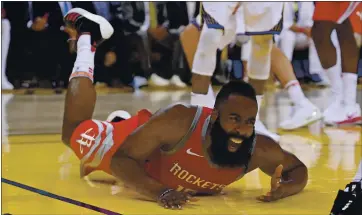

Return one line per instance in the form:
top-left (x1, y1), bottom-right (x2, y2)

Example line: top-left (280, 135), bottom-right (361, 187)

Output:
top-left (2, 86), bottom-right (361, 214)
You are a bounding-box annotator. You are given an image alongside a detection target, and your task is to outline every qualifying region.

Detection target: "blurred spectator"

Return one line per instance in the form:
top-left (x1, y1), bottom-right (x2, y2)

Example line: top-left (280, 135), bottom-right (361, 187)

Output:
top-left (147, 2), bottom-right (190, 88)
top-left (1, 3), bottom-right (14, 90)
top-left (14, 2), bottom-right (76, 94)
top-left (117, 2), bottom-right (152, 89)
top-left (52, 1), bottom-right (77, 93)
top-left (26, 2), bottom-right (57, 91)
top-left (2, 2), bottom-right (30, 89)
top-left (277, 2), bottom-right (331, 85)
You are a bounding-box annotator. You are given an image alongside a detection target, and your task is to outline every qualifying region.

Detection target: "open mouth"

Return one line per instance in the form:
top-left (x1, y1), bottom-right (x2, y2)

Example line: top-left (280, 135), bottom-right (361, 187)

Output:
top-left (228, 138), bottom-right (243, 152)
top-left (230, 137), bottom-right (243, 144)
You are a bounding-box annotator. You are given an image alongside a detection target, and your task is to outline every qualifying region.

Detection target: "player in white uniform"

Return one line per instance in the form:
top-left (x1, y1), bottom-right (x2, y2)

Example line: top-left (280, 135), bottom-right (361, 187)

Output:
top-left (187, 2), bottom-right (321, 132)
top-left (190, 2), bottom-right (283, 139)
top-left (1, 7), bottom-right (14, 90)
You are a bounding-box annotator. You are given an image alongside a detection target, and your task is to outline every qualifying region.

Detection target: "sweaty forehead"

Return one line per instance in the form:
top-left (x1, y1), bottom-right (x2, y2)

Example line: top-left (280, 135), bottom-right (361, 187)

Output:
top-left (224, 95), bottom-right (257, 115)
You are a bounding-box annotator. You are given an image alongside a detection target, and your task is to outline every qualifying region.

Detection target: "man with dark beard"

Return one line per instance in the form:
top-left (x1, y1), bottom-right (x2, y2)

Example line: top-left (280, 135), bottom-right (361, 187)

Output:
top-left (61, 8), bottom-right (308, 211)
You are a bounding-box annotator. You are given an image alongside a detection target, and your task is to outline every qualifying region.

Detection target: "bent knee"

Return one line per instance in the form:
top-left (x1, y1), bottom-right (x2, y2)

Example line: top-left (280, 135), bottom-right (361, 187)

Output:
top-left (198, 26), bottom-right (223, 51)
top-left (250, 35), bottom-right (273, 59)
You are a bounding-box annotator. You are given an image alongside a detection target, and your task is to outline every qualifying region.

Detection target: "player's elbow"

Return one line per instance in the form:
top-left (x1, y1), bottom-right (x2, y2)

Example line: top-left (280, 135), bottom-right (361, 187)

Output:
top-left (284, 162), bottom-right (308, 196)
top-left (292, 163), bottom-right (308, 194)
top-left (299, 164), bottom-right (308, 191)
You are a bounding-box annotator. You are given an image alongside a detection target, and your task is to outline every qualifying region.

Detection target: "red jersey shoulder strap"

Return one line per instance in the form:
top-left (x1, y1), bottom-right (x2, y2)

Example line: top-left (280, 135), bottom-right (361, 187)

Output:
top-left (161, 106), bottom-right (204, 155)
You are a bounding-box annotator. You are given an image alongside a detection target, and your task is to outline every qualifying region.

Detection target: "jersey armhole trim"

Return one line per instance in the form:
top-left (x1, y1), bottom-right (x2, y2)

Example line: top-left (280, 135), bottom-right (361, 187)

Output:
top-left (160, 106), bottom-right (203, 155)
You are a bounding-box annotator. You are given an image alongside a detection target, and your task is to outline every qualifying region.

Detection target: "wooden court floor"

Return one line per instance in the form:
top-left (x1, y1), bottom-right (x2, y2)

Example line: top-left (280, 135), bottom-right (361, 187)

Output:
top-left (1, 87), bottom-right (362, 214)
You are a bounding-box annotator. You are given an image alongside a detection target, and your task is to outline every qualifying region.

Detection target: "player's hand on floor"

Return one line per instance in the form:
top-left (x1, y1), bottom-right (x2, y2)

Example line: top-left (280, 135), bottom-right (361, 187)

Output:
top-left (157, 189), bottom-right (198, 209)
top-left (257, 164), bottom-right (285, 202)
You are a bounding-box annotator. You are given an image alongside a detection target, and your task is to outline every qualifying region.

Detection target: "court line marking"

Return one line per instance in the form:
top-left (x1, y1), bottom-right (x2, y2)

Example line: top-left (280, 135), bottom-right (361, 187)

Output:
top-left (2, 178), bottom-right (122, 215)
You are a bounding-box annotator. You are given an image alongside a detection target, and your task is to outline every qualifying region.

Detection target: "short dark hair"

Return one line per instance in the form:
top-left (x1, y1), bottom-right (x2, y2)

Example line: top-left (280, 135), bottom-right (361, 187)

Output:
top-left (215, 81), bottom-right (257, 107)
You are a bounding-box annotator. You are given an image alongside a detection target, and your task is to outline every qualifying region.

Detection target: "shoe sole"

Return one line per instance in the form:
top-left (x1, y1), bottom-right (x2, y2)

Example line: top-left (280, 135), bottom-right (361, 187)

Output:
top-left (280, 111), bottom-right (323, 130)
top-left (66, 8), bottom-right (114, 39)
top-left (335, 117), bottom-right (362, 126)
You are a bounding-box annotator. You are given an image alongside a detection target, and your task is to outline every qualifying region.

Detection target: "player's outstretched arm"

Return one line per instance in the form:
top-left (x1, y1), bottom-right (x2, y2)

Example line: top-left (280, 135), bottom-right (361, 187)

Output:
top-left (253, 135), bottom-right (308, 202)
top-left (110, 104), bottom-right (197, 201)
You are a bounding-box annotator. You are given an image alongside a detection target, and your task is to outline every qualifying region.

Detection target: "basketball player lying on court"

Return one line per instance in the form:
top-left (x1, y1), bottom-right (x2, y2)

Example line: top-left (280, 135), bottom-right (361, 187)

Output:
top-left (61, 8), bottom-right (308, 210)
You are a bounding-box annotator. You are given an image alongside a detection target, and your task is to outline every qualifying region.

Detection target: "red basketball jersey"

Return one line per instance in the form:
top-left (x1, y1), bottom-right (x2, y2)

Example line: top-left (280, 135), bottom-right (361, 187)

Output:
top-left (144, 107), bottom-right (245, 195)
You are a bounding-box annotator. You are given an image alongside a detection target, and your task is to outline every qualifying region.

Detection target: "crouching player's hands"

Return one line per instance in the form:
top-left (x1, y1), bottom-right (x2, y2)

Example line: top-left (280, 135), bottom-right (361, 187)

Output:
top-left (258, 165), bottom-right (285, 202)
top-left (157, 189), bottom-right (198, 209)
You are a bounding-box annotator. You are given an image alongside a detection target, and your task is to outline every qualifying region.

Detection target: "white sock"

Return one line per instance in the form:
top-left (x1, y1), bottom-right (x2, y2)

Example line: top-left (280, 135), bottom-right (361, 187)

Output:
top-left (256, 95), bottom-right (263, 121)
top-left (285, 80), bottom-right (308, 107)
top-left (326, 65), bottom-right (343, 103)
top-left (342, 73), bottom-right (357, 106)
top-left (70, 34), bottom-right (95, 82)
top-left (190, 85), bottom-right (215, 108)
top-left (207, 84), bottom-right (215, 98)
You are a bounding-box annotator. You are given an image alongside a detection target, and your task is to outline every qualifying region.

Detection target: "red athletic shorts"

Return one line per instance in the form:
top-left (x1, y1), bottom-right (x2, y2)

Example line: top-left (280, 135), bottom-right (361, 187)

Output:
top-left (313, 2), bottom-right (360, 24)
top-left (69, 109), bottom-right (152, 176)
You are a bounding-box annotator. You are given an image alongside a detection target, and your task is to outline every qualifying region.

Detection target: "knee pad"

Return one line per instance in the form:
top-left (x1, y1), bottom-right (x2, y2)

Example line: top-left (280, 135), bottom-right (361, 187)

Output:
top-left (247, 35), bottom-right (273, 80)
top-left (192, 25), bottom-right (223, 76)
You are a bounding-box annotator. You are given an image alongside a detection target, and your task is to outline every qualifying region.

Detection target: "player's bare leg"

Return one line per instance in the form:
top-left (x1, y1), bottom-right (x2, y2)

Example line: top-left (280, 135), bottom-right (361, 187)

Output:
top-left (312, 20), bottom-right (361, 125)
top-left (188, 23), bottom-right (223, 108)
top-left (181, 24), bottom-right (215, 100)
top-left (271, 46), bottom-right (322, 130)
top-left (312, 21), bottom-right (338, 69)
top-left (180, 24), bottom-right (200, 71)
top-left (246, 35), bottom-right (281, 140)
top-left (61, 8), bottom-right (114, 144)
top-left (335, 19), bottom-right (361, 124)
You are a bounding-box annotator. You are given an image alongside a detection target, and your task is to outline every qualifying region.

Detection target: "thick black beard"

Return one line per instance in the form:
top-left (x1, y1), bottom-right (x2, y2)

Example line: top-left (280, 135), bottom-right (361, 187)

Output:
top-left (209, 118), bottom-right (256, 168)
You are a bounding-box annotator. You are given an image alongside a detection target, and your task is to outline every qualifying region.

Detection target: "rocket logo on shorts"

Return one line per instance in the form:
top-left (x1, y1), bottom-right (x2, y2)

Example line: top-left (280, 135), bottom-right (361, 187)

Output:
top-left (76, 128), bottom-right (96, 154)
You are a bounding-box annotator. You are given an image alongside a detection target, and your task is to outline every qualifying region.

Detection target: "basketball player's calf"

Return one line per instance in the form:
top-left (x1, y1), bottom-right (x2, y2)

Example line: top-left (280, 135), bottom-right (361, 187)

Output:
top-left (180, 24), bottom-right (214, 101)
top-left (313, 19), bottom-right (361, 124)
top-left (336, 19), bottom-right (359, 74)
top-left (190, 24), bottom-right (224, 108)
top-left (312, 21), bottom-right (338, 69)
top-left (246, 35), bottom-right (273, 132)
top-left (62, 28), bottom-right (99, 145)
top-left (270, 46), bottom-right (322, 130)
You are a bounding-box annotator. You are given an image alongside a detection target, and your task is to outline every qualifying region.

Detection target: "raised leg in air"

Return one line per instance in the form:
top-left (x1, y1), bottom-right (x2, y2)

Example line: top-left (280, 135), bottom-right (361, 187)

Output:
top-left (61, 8), bottom-right (114, 145)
